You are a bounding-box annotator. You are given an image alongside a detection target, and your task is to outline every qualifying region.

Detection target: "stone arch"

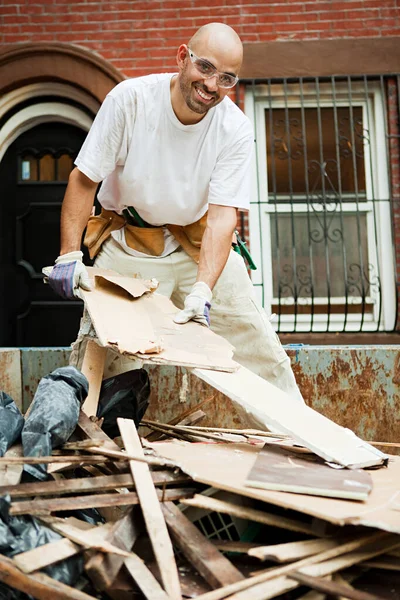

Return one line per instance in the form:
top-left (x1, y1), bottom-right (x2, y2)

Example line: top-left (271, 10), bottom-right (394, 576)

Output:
top-left (0, 42), bottom-right (124, 103)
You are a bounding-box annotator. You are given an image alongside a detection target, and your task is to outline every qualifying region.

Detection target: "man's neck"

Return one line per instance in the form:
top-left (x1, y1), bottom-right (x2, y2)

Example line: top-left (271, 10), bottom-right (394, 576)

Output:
top-left (170, 75), bottom-right (206, 126)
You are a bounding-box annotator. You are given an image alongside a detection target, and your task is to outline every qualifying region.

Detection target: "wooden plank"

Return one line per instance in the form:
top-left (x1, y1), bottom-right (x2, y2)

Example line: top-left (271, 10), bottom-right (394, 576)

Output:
top-left (362, 555), bottom-right (400, 570)
top-left (85, 507), bottom-right (141, 591)
top-left (226, 536), bottom-right (400, 600)
top-left (81, 339), bottom-right (107, 417)
top-left (162, 501), bottom-right (245, 588)
top-left (0, 454), bottom-right (115, 465)
top-left (14, 537), bottom-right (80, 574)
top-left (289, 572), bottom-right (384, 600)
top-left (10, 487), bottom-right (194, 515)
top-left (77, 410), bottom-right (122, 449)
top-left (118, 418), bottom-right (182, 600)
top-left (145, 394), bottom-right (214, 442)
top-left (42, 519), bottom-right (133, 558)
top-left (0, 443), bottom-right (23, 486)
top-left (246, 445), bottom-right (372, 500)
top-left (0, 554), bottom-right (98, 600)
top-left (124, 554), bottom-right (170, 600)
top-left (212, 541), bottom-right (264, 554)
top-left (66, 444), bottom-right (176, 467)
top-left (191, 532), bottom-right (388, 600)
top-left (248, 537), bottom-right (348, 562)
top-left (13, 520), bottom-right (113, 574)
top-left (181, 494), bottom-right (317, 536)
top-left (192, 367), bottom-right (387, 469)
top-left (0, 470), bottom-right (189, 498)
top-left (49, 409), bottom-right (125, 481)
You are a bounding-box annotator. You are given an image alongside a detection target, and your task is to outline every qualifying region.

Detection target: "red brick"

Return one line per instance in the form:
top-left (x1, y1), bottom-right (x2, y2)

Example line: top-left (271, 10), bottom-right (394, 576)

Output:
top-left (3, 33), bottom-right (31, 42)
top-left (20, 25), bottom-right (45, 33)
top-left (208, 6), bottom-right (241, 17)
top-left (381, 27), bottom-right (400, 35)
top-left (275, 22), bottom-right (306, 32)
top-left (2, 25), bottom-right (21, 33)
top-left (179, 8), bottom-right (211, 18)
top-left (2, 14), bottom-right (26, 24)
top-left (305, 21), bottom-right (333, 31)
top-left (29, 15), bottom-right (59, 23)
top-left (258, 14), bottom-right (290, 24)
top-left (0, 5), bottom-right (19, 15)
top-left (102, 20), bottom-right (138, 30)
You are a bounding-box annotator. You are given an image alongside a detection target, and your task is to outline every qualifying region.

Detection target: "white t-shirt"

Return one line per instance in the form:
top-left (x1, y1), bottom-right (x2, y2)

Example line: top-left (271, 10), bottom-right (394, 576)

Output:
top-left (75, 73), bottom-right (254, 257)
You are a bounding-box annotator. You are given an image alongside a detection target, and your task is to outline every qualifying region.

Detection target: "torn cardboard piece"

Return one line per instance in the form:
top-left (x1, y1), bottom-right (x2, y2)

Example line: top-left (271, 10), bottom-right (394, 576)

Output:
top-left (82, 267), bottom-right (238, 372)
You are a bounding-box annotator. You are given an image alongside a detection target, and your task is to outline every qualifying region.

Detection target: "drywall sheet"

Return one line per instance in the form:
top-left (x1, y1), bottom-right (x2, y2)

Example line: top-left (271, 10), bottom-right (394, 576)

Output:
top-left (151, 441), bottom-right (400, 534)
top-left (246, 445), bottom-right (373, 501)
top-left (82, 268), bottom-right (237, 372)
top-left (192, 366), bottom-right (387, 469)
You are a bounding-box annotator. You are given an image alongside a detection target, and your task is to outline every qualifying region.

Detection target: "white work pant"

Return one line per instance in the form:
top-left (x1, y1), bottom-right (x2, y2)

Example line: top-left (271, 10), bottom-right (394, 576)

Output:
top-left (72, 238), bottom-right (304, 403)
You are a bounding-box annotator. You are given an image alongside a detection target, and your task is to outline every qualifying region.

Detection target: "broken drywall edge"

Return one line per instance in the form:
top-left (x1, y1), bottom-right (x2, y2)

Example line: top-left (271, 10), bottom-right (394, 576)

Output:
top-left (191, 366), bottom-right (388, 469)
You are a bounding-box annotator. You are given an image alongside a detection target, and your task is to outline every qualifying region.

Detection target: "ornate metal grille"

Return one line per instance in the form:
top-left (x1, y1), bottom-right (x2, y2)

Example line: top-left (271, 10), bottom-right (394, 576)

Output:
top-left (239, 75), bottom-right (400, 333)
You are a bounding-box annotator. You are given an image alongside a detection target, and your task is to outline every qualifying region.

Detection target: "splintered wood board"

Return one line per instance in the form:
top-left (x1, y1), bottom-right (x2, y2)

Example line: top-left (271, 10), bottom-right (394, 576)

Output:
top-left (118, 418), bottom-right (181, 600)
top-left (246, 445), bottom-right (373, 500)
top-left (82, 267), bottom-right (237, 372)
top-left (150, 441), bottom-right (400, 534)
top-left (192, 366), bottom-right (387, 469)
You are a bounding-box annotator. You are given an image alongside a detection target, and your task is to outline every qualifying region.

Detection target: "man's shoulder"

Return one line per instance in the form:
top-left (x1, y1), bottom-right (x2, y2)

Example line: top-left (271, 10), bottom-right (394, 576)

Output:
top-left (108, 73), bottom-right (174, 101)
top-left (214, 96), bottom-right (253, 137)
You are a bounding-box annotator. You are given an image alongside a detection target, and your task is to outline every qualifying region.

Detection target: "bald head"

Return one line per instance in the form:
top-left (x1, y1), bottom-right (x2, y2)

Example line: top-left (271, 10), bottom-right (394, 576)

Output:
top-left (188, 23), bottom-right (243, 74)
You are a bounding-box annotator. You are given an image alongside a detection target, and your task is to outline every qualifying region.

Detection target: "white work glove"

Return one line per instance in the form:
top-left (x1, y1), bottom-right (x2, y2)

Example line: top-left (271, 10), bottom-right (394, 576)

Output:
top-left (42, 251), bottom-right (92, 300)
top-left (174, 282), bottom-right (212, 327)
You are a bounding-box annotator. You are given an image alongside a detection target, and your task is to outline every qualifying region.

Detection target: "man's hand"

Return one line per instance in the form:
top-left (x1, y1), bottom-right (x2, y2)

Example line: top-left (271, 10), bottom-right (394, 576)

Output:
top-left (174, 282), bottom-right (212, 327)
top-left (43, 251), bottom-right (92, 300)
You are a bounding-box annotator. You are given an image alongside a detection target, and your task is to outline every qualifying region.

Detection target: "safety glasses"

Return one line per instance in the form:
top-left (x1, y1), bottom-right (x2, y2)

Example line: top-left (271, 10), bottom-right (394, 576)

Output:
top-left (187, 47), bottom-right (239, 89)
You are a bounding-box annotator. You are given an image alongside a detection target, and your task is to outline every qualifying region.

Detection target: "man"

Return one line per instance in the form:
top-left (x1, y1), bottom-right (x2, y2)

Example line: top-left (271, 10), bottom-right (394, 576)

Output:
top-left (48, 22), bottom-right (304, 403)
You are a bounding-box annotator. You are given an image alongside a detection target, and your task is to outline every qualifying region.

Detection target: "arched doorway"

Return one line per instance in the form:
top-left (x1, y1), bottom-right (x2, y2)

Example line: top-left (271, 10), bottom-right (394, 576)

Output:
top-left (0, 121), bottom-right (88, 346)
top-left (0, 43), bottom-right (124, 346)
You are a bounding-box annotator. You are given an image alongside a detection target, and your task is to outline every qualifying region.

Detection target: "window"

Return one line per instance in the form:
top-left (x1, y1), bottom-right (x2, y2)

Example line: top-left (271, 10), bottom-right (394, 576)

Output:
top-left (19, 150), bottom-right (74, 183)
top-left (246, 78), bottom-right (396, 332)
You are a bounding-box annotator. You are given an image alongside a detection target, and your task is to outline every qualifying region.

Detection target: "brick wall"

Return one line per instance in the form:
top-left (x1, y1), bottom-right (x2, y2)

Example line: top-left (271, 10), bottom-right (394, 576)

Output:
top-left (1, 0), bottom-right (399, 331)
top-left (1, 0), bottom-right (399, 78)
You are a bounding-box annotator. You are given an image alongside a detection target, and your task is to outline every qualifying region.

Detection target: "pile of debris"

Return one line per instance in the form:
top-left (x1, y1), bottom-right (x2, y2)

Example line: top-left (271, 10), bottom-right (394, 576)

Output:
top-left (0, 365), bottom-right (399, 600)
top-left (0, 269), bottom-right (399, 599)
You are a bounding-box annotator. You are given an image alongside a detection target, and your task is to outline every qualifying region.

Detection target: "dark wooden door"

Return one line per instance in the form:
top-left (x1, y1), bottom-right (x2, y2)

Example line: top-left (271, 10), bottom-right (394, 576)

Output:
top-left (0, 122), bottom-right (89, 346)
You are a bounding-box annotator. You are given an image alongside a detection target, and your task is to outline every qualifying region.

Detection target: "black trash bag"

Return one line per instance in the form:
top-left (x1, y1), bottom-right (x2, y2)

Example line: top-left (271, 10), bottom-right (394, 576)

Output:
top-left (55, 506), bottom-right (105, 527)
top-left (0, 582), bottom-right (32, 600)
top-left (0, 495), bottom-right (83, 590)
top-left (0, 392), bottom-right (24, 457)
top-left (21, 366), bottom-right (89, 481)
top-left (97, 369), bottom-right (150, 438)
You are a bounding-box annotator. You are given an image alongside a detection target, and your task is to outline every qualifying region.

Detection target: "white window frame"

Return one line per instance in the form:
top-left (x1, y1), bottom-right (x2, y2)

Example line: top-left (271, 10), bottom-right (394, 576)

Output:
top-left (245, 81), bottom-right (395, 332)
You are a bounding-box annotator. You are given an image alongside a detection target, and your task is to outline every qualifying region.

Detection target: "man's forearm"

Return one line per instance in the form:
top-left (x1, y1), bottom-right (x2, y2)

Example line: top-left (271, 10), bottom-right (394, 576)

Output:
top-left (60, 168), bottom-right (98, 255)
top-left (196, 206), bottom-right (237, 290)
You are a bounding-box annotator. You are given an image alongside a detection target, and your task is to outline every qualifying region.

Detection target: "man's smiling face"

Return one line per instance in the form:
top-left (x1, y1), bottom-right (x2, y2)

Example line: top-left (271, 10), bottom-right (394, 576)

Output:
top-left (177, 34), bottom-right (242, 117)
top-left (178, 48), bottom-right (226, 115)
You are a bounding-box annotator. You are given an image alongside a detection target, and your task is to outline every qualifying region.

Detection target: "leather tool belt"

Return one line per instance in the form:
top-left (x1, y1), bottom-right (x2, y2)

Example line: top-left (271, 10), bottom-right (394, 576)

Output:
top-left (83, 208), bottom-right (207, 263)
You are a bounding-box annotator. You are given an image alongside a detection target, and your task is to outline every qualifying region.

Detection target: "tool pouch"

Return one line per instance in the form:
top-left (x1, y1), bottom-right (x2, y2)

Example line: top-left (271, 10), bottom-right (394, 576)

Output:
top-left (167, 214), bottom-right (208, 264)
top-left (84, 209), bottom-right (125, 259)
top-left (84, 208), bottom-right (208, 262)
top-left (125, 223), bottom-right (166, 256)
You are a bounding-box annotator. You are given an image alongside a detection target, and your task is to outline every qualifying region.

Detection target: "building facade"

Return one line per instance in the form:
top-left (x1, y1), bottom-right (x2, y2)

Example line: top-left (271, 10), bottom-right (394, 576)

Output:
top-left (0, 0), bottom-right (399, 345)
